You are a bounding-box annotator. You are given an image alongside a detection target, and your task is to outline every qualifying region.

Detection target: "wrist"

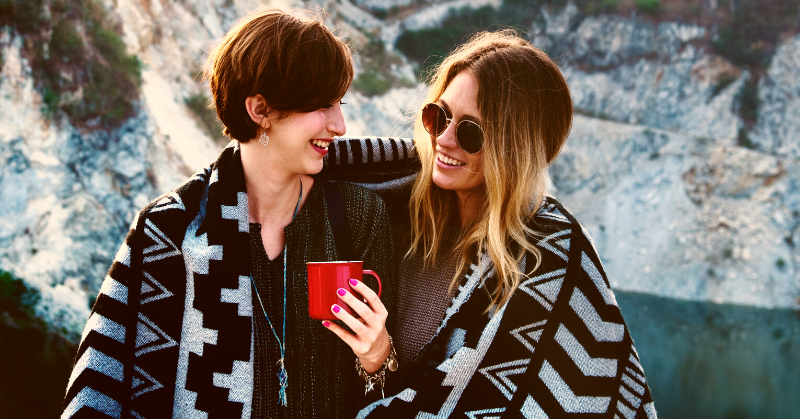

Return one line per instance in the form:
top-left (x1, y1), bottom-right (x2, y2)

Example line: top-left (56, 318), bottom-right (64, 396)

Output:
top-left (355, 336), bottom-right (399, 397)
top-left (359, 341), bottom-right (392, 373)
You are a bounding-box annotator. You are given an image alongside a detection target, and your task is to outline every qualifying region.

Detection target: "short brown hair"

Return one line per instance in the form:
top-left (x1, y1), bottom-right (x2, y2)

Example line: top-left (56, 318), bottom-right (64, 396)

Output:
top-left (204, 9), bottom-right (354, 141)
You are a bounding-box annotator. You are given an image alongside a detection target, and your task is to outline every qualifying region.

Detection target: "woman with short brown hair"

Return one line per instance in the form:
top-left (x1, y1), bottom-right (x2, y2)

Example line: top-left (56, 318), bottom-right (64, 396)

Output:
top-left (63, 9), bottom-right (395, 418)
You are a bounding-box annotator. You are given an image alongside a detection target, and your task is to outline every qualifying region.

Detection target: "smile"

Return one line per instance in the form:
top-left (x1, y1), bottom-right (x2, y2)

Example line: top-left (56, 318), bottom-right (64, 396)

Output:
top-left (311, 139), bottom-right (333, 149)
top-left (437, 152), bottom-right (466, 167)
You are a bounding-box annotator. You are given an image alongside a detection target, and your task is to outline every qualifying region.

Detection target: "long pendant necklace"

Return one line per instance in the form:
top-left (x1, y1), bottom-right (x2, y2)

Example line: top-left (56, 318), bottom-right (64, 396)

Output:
top-left (250, 178), bottom-right (302, 407)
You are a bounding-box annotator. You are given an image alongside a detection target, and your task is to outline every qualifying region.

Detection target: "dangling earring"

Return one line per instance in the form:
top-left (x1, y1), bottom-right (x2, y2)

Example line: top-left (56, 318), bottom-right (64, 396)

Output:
top-left (259, 113), bottom-right (270, 146)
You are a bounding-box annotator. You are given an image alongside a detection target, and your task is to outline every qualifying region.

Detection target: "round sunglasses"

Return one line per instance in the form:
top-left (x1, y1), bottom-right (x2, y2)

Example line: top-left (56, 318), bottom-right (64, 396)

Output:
top-left (421, 102), bottom-right (484, 154)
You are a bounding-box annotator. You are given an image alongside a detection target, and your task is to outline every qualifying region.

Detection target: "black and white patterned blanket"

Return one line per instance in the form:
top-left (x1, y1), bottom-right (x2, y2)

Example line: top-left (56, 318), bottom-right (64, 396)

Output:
top-left (321, 138), bottom-right (658, 419)
top-left (63, 142), bottom-right (271, 418)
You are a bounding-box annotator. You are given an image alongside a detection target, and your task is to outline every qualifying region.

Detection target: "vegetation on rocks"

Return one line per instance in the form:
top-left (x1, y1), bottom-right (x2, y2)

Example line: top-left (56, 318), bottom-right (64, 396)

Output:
top-left (185, 93), bottom-right (224, 143)
top-left (0, 269), bottom-right (76, 418)
top-left (353, 35), bottom-right (414, 96)
top-left (0, 0), bottom-right (143, 130)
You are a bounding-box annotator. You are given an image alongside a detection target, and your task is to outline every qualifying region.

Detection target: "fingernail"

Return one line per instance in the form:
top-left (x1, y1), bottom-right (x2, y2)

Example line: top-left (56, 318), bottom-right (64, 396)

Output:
top-left (337, 288), bottom-right (347, 296)
top-left (349, 278), bottom-right (358, 287)
top-left (332, 304), bottom-right (341, 313)
top-left (322, 321), bottom-right (330, 327)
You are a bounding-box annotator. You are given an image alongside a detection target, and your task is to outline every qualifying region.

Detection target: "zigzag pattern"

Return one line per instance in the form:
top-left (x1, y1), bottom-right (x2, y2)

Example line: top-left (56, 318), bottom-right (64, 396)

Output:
top-left (529, 243), bottom-right (631, 416)
top-left (353, 191), bottom-right (655, 418)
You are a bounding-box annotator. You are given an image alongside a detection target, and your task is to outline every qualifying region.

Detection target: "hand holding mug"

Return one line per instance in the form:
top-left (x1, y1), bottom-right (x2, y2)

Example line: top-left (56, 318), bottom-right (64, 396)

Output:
top-left (323, 278), bottom-right (390, 373)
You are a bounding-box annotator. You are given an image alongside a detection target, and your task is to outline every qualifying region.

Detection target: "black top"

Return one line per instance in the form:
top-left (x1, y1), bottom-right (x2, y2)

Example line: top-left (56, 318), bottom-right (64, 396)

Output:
top-left (249, 223), bottom-right (288, 416)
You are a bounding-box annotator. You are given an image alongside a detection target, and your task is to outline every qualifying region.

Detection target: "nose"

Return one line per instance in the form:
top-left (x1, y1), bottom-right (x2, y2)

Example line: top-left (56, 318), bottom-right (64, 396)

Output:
top-left (435, 119), bottom-right (458, 149)
top-left (326, 103), bottom-right (346, 137)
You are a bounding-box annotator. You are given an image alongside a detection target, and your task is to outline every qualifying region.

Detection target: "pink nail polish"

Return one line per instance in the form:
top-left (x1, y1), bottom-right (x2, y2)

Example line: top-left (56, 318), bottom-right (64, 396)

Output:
top-left (349, 278), bottom-right (358, 287)
top-left (337, 288), bottom-right (347, 296)
top-left (332, 304), bottom-right (341, 313)
top-left (322, 321), bottom-right (330, 327)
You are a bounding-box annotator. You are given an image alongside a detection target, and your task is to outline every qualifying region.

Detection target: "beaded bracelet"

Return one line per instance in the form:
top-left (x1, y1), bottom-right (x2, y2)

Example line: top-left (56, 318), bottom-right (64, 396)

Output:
top-left (355, 336), bottom-right (399, 398)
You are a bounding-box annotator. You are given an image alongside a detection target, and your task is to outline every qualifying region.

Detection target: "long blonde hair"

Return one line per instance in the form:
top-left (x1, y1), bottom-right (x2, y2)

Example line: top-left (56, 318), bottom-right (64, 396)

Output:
top-left (408, 30), bottom-right (573, 311)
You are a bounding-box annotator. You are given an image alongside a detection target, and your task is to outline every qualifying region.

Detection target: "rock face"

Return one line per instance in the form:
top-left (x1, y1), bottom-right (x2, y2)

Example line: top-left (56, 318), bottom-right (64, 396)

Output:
top-left (0, 0), bottom-right (798, 336)
top-left (0, 35), bottom-right (158, 334)
top-left (752, 33), bottom-right (800, 160)
top-left (551, 116), bottom-right (799, 308)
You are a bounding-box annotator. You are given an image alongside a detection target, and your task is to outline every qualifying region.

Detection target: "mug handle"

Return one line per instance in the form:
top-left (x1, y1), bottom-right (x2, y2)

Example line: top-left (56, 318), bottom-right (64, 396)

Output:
top-left (362, 270), bottom-right (382, 298)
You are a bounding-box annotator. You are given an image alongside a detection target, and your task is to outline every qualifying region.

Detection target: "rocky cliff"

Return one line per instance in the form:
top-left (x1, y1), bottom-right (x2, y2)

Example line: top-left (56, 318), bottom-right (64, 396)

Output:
top-left (0, 0), bottom-right (797, 337)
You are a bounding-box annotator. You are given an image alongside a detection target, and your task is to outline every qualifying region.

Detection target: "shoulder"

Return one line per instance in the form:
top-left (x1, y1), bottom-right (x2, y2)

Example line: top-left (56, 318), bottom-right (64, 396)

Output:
top-left (335, 181), bottom-right (388, 215)
top-left (140, 168), bottom-right (211, 218)
top-left (529, 195), bottom-right (598, 254)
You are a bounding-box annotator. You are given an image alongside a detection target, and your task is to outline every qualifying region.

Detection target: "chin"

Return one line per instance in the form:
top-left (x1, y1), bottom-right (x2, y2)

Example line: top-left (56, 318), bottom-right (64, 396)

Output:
top-left (305, 160), bottom-right (325, 175)
top-left (431, 172), bottom-right (457, 191)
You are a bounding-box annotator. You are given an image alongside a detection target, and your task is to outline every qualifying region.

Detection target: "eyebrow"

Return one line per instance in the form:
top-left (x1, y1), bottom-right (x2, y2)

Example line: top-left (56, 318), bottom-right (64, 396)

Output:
top-left (438, 99), bottom-right (481, 124)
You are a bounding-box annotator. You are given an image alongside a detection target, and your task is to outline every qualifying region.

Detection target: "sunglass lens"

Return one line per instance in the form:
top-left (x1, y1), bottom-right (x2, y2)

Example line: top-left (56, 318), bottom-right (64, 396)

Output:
top-left (422, 103), bottom-right (448, 136)
top-left (457, 121), bottom-right (483, 153)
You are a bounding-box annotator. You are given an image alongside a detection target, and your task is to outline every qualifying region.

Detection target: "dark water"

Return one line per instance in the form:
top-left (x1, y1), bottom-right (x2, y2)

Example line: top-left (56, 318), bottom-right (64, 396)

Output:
top-left (617, 291), bottom-right (800, 419)
top-left (0, 292), bottom-right (798, 418)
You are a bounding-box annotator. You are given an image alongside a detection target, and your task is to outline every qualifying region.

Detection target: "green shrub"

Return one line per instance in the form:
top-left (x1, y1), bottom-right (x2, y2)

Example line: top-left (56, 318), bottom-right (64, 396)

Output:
top-left (634, 0), bottom-right (660, 13)
top-left (737, 128), bottom-right (754, 149)
top-left (0, 268), bottom-right (79, 418)
top-left (7, 0), bottom-right (46, 34)
top-left (185, 93), bottom-right (223, 141)
top-left (710, 72), bottom-right (738, 98)
top-left (582, 0), bottom-right (619, 15)
top-left (41, 87), bottom-right (60, 116)
top-left (371, 8), bottom-right (388, 19)
top-left (51, 19), bottom-right (86, 65)
top-left (396, 5), bottom-right (519, 78)
top-left (354, 71), bottom-right (394, 97)
top-left (712, 1), bottom-right (800, 70)
top-left (775, 258), bottom-right (786, 269)
top-left (0, 270), bottom-right (41, 319)
top-left (737, 78), bottom-right (759, 123)
top-left (5, 0), bottom-right (143, 130)
top-left (354, 35), bottom-right (413, 96)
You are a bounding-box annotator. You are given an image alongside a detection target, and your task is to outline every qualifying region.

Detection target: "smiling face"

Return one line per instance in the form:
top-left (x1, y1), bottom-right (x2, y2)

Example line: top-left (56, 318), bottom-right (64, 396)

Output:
top-left (263, 101), bottom-right (346, 176)
top-left (431, 71), bottom-right (485, 198)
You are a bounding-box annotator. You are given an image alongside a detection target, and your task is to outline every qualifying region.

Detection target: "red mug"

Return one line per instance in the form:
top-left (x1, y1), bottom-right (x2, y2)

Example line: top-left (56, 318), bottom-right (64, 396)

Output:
top-left (306, 261), bottom-right (382, 320)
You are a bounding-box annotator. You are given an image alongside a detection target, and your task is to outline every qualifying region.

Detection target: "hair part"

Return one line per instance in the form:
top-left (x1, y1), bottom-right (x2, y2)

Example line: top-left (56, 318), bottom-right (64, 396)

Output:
top-left (408, 30), bottom-right (573, 313)
top-left (204, 8), bottom-right (354, 142)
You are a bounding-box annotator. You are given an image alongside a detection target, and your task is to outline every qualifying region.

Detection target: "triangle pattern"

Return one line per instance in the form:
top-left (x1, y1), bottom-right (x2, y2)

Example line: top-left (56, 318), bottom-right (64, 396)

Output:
top-left (537, 204), bottom-right (569, 223)
top-left (135, 313), bottom-right (177, 357)
top-left (537, 229), bottom-right (571, 261)
top-left (132, 365), bottom-right (164, 398)
top-left (535, 276), bottom-right (564, 304)
top-left (519, 269), bottom-right (567, 311)
top-left (150, 192), bottom-right (186, 213)
top-left (140, 271), bottom-right (174, 304)
top-left (510, 320), bottom-right (547, 353)
top-left (142, 219), bottom-right (181, 264)
top-left (479, 359), bottom-right (531, 400)
top-left (141, 281), bottom-right (154, 294)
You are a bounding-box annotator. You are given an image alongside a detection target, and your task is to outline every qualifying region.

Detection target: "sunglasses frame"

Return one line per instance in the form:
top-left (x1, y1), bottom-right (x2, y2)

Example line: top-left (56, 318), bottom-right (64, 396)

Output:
top-left (421, 102), bottom-right (484, 154)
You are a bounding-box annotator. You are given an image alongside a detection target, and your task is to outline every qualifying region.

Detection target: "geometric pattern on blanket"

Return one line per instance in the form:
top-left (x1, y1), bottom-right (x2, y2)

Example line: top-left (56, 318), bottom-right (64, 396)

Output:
top-left (62, 143), bottom-right (257, 418)
top-left (356, 195), bottom-right (657, 418)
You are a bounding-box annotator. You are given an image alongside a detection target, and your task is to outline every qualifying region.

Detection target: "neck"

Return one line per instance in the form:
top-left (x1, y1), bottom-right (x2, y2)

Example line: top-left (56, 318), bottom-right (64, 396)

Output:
top-left (455, 190), bottom-right (477, 227)
top-left (240, 141), bottom-right (308, 227)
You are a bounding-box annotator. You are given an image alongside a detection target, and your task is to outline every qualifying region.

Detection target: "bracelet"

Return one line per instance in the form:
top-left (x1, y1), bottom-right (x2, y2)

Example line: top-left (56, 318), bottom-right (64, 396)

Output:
top-left (355, 336), bottom-right (399, 398)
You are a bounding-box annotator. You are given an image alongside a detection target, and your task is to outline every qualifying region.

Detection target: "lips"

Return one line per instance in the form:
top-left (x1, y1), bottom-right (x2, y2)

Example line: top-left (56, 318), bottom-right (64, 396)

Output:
top-left (437, 152), bottom-right (465, 166)
top-left (311, 139), bottom-right (333, 155)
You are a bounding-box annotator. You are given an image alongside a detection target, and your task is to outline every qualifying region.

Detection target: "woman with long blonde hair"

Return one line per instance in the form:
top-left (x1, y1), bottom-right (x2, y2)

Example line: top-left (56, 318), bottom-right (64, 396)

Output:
top-left (324, 30), bottom-right (657, 417)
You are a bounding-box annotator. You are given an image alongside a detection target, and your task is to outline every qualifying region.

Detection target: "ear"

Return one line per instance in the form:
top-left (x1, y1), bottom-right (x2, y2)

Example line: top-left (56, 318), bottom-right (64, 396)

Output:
top-left (245, 94), bottom-right (272, 129)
